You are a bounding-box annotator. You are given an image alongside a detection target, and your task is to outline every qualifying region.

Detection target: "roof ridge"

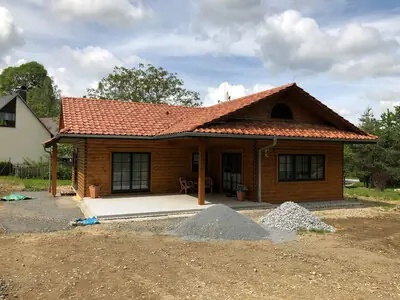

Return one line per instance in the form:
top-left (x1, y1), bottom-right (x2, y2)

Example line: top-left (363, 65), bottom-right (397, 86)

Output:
top-left (62, 96), bottom-right (205, 110)
top-left (207, 82), bottom-right (296, 109)
top-left (158, 83), bottom-right (296, 136)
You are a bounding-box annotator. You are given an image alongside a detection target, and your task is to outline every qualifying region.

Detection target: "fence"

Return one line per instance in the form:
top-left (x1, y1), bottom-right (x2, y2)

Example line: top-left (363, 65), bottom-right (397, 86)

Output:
top-left (13, 165), bottom-right (49, 179)
top-left (0, 161), bottom-right (72, 180)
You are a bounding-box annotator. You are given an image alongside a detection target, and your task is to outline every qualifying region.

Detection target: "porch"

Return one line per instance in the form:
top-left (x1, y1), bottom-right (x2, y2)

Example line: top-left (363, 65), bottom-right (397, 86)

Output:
top-left (80, 193), bottom-right (271, 219)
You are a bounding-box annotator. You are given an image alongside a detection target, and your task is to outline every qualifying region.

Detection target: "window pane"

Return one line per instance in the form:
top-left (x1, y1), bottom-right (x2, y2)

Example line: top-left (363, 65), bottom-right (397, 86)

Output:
top-left (311, 155), bottom-right (324, 179)
top-left (278, 155), bottom-right (294, 180)
top-left (295, 156), bottom-right (309, 180)
top-left (114, 153), bottom-right (121, 163)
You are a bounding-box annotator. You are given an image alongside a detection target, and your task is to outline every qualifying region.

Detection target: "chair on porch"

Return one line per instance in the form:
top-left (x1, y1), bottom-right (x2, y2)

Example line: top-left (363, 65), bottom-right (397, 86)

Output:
top-left (205, 176), bottom-right (213, 193)
top-left (179, 177), bottom-right (194, 194)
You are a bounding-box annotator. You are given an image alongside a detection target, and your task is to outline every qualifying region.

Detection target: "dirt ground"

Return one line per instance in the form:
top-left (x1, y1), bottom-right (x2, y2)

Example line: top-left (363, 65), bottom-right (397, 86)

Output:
top-left (1, 207), bottom-right (400, 300)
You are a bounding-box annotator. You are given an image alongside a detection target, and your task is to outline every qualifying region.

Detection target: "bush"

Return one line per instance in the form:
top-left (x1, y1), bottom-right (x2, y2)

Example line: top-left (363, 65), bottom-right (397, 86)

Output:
top-left (0, 161), bottom-right (13, 176)
top-left (58, 163), bottom-right (72, 180)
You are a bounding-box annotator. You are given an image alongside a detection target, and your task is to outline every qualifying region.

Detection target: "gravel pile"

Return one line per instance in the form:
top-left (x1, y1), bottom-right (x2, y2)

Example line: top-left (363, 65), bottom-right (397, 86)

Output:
top-left (171, 204), bottom-right (270, 241)
top-left (259, 202), bottom-right (335, 232)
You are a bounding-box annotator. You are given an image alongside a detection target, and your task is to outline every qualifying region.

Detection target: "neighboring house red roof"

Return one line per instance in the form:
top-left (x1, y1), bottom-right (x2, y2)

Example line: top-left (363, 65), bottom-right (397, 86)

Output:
top-left (56, 83), bottom-right (377, 143)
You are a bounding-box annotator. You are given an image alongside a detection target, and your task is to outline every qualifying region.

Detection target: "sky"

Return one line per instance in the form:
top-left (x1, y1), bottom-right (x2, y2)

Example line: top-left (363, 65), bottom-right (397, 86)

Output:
top-left (1, 0), bottom-right (400, 124)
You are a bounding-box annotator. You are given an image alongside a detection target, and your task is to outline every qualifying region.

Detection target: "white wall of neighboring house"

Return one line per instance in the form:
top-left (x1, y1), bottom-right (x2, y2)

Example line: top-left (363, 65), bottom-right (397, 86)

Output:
top-left (0, 96), bottom-right (51, 164)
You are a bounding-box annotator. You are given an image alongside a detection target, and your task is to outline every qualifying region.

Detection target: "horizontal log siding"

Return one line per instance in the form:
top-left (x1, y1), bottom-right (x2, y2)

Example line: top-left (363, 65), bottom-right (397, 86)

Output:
top-left (86, 139), bottom-right (201, 196)
top-left (84, 138), bottom-right (255, 199)
top-left (257, 140), bottom-right (343, 203)
top-left (72, 140), bottom-right (87, 198)
top-left (229, 90), bottom-right (327, 124)
top-left (82, 138), bottom-right (342, 202)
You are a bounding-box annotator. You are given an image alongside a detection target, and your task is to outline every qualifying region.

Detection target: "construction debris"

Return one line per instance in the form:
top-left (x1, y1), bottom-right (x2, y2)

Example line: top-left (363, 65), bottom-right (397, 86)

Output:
top-left (259, 202), bottom-right (336, 232)
top-left (171, 204), bottom-right (270, 241)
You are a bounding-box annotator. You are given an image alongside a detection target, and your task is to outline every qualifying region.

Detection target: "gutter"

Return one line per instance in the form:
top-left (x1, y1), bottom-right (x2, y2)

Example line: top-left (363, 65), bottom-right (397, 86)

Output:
top-left (46, 132), bottom-right (378, 146)
top-left (258, 137), bottom-right (278, 203)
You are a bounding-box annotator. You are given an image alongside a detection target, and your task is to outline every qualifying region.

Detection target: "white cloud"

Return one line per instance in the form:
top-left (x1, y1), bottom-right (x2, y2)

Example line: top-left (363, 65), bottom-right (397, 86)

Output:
top-left (118, 32), bottom-right (258, 57)
top-left (62, 46), bottom-right (122, 73)
top-left (51, 0), bottom-right (151, 26)
top-left (256, 10), bottom-right (400, 78)
top-left (0, 6), bottom-right (24, 57)
top-left (204, 81), bottom-right (274, 106)
top-left (366, 90), bottom-right (400, 113)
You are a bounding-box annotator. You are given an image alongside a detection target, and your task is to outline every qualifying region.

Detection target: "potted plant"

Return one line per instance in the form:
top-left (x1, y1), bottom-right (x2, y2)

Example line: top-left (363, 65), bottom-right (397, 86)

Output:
top-left (236, 184), bottom-right (248, 201)
top-left (89, 184), bottom-right (100, 198)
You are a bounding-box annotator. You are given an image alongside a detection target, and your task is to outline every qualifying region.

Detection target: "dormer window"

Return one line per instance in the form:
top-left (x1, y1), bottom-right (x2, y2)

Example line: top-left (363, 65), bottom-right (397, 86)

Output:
top-left (271, 103), bottom-right (293, 120)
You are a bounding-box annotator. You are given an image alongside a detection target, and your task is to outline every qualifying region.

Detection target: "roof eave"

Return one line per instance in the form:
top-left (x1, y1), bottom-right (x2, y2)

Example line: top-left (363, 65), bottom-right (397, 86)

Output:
top-left (49, 132), bottom-right (378, 144)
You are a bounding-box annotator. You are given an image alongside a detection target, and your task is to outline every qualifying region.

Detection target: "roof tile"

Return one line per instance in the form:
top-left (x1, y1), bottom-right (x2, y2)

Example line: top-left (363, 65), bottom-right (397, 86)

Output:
top-left (59, 83), bottom-right (377, 141)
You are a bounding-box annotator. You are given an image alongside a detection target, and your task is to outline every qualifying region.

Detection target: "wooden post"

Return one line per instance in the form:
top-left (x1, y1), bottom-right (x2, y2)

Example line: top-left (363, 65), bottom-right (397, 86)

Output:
top-left (198, 141), bottom-right (206, 205)
top-left (51, 144), bottom-right (57, 197)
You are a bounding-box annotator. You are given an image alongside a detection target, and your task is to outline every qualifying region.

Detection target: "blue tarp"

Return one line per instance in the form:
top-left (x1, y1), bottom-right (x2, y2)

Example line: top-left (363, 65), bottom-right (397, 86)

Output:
top-left (74, 217), bottom-right (99, 226)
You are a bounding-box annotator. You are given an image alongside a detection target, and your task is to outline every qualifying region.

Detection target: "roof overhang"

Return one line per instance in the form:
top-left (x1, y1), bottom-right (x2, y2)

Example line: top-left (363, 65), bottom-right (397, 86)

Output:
top-left (44, 132), bottom-right (378, 146)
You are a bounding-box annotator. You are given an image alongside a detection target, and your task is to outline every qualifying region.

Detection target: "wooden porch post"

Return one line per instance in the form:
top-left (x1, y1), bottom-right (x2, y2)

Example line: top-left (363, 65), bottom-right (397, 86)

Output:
top-left (51, 144), bottom-right (57, 197)
top-left (198, 141), bottom-right (206, 205)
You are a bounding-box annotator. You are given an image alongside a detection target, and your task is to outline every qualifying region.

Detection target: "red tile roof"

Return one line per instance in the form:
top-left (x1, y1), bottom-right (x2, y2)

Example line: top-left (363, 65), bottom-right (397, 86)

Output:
top-left (195, 121), bottom-right (377, 140)
top-left (61, 98), bottom-right (203, 136)
top-left (58, 83), bottom-right (377, 142)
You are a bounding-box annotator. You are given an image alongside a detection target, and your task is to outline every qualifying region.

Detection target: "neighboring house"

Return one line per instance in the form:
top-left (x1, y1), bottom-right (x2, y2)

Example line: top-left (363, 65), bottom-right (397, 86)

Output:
top-left (40, 117), bottom-right (58, 136)
top-left (45, 83), bottom-right (377, 202)
top-left (0, 91), bottom-right (53, 164)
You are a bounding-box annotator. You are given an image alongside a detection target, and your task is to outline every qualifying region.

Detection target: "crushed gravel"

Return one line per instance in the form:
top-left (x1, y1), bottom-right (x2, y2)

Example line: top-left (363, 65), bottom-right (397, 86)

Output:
top-left (171, 204), bottom-right (270, 241)
top-left (0, 191), bottom-right (82, 234)
top-left (0, 279), bottom-right (9, 299)
top-left (259, 202), bottom-right (336, 232)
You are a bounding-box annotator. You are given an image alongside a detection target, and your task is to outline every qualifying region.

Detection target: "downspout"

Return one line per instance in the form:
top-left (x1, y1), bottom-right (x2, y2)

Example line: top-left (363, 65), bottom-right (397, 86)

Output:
top-left (43, 145), bottom-right (52, 193)
top-left (258, 137), bottom-right (278, 203)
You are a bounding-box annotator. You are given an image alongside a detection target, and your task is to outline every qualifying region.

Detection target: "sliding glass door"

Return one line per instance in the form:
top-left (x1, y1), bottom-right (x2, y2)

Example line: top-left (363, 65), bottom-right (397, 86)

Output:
top-left (112, 152), bottom-right (150, 193)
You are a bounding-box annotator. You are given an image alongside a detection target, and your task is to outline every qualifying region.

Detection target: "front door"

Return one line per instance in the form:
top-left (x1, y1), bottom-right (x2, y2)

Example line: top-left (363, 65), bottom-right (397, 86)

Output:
top-left (112, 152), bottom-right (151, 193)
top-left (222, 153), bottom-right (242, 194)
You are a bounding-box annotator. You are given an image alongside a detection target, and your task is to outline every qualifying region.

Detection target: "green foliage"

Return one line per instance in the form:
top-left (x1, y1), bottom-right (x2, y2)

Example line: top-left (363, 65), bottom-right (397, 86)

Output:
top-left (0, 176), bottom-right (71, 192)
top-left (345, 187), bottom-right (400, 201)
top-left (0, 61), bottom-right (61, 117)
top-left (0, 161), bottom-right (13, 176)
top-left (87, 64), bottom-right (202, 107)
top-left (58, 144), bottom-right (73, 158)
top-left (345, 106), bottom-right (400, 189)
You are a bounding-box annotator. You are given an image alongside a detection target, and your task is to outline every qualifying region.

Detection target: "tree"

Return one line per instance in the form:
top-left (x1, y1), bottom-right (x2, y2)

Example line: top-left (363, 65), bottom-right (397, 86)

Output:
top-left (0, 61), bottom-right (60, 117)
top-left (350, 108), bottom-right (380, 187)
top-left (87, 64), bottom-right (202, 107)
top-left (348, 106), bottom-right (400, 189)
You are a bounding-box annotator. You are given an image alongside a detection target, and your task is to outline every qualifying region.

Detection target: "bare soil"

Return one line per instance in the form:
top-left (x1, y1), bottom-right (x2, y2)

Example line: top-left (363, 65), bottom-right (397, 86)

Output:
top-left (1, 210), bottom-right (400, 300)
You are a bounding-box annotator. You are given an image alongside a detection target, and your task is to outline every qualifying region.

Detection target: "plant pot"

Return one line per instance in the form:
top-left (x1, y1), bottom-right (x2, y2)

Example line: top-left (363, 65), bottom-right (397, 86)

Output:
top-left (237, 191), bottom-right (246, 201)
top-left (89, 185), bottom-right (100, 199)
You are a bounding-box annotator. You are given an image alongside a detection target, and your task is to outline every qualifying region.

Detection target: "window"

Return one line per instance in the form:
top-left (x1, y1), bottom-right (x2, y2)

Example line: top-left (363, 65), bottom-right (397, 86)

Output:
top-left (112, 152), bottom-right (150, 192)
top-left (278, 155), bottom-right (325, 181)
top-left (192, 152), bottom-right (208, 172)
top-left (271, 103), bottom-right (293, 120)
top-left (0, 98), bottom-right (16, 128)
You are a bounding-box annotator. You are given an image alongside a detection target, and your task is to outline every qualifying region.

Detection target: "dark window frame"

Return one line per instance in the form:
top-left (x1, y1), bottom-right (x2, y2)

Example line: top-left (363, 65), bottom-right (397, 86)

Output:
top-left (111, 152), bottom-right (151, 193)
top-left (0, 98), bottom-right (16, 128)
top-left (192, 152), bottom-right (208, 173)
top-left (278, 154), bottom-right (325, 182)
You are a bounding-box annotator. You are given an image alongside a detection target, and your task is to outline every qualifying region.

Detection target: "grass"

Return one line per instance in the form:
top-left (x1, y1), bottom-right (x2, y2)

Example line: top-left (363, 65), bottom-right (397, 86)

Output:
top-left (0, 176), bottom-right (71, 192)
top-left (344, 186), bottom-right (400, 201)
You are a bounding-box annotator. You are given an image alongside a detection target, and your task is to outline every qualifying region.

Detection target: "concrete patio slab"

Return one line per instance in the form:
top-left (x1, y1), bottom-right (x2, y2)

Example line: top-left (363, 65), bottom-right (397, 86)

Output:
top-left (80, 194), bottom-right (271, 219)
